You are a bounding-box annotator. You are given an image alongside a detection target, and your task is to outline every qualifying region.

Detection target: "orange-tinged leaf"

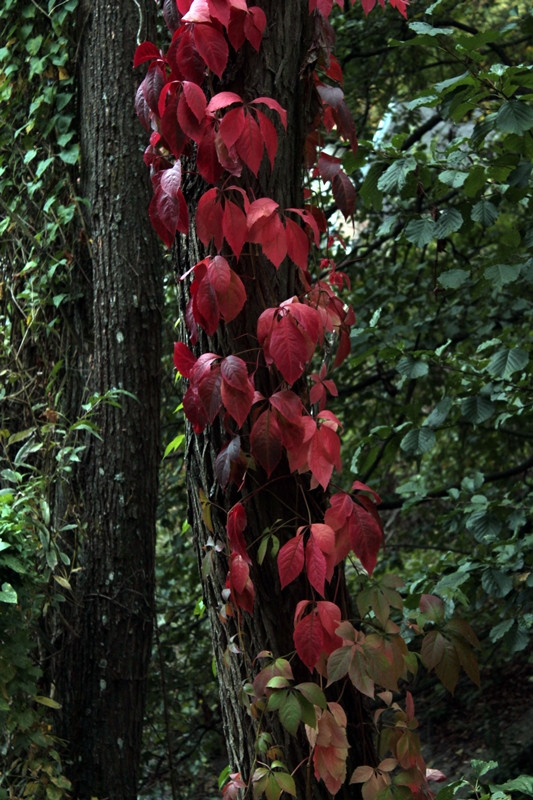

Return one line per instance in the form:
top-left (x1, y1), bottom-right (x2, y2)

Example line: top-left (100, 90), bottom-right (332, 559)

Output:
top-left (420, 630), bottom-right (445, 671)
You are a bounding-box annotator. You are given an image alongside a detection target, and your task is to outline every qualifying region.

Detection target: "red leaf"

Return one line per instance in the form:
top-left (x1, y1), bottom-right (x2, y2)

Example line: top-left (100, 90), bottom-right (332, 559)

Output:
top-left (254, 214), bottom-right (287, 268)
top-left (222, 199), bottom-right (247, 259)
top-left (142, 62), bottom-right (166, 114)
top-left (220, 355), bottom-right (254, 428)
top-left (285, 218), bottom-right (309, 270)
top-left (134, 40), bottom-right (162, 68)
top-left (228, 553), bottom-right (254, 614)
top-left (196, 361), bottom-right (222, 423)
top-left (278, 533), bottom-right (305, 589)
top-left (250, 410), bottom-right (282, 477)
top-left (251, 96), bottom-right (287, 130)
top-left (235, 113), bottom-right (263, 176)
top-left (193, 23), bottom-right (228, 78)
top-left (332, 171), bottom-right (356, 219)
top-left (219, 106), bottom-right (246, 151)
top-left (317, 152), bottom-right (342, 182)
top-left (208, 256), bottom-right (246, 322)
top-left (227, 502), bottom-right (250, 564)
top-left (197, 124), bottom-right (224, 184)
top-left (316, 601), bottom-right (343, 645)
top-left (255, 109), bottom-right (278, 169)
top-left (174, 341), bottom-right (196, 377)
top-left (305, 534), bottom-right (327, 597)
top-left (206, 91), bottom-right (243, 113)
top-left (269, 315), bottom-right (310, 385)
top-left (349, 501), bottom-right (383, 576)
top-left (294, 611), bottom-right (324, 671)
top-left (351, 480), bottom-right (382, 505)
top-left (168, 25), bottom-right (205, 84)
top-left (244, 6), bottom-right (266, 50)
top-left (309, 524), bottom-right (336, 582)
top-left (197, 188), bottom-right (224, 250)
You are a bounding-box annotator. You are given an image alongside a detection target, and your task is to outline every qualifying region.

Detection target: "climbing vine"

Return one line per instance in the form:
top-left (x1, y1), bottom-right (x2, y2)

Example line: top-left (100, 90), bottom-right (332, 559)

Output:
top-left (136, 1), bottom-right (479, 797)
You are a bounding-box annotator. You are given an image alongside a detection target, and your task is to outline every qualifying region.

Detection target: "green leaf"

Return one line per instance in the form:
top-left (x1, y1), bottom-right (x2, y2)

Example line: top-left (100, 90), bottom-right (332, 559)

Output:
top-left (493, 776), bottom-right (533, 797)
top-left (33, 695), bottom-right (62, 709)
top-left (425, 397), bottom-right (453, 428)
top-left (483, 263), bottom-right (520, 289)
top-left (295, 682), bottom-right (326, 709)
top-left (481, 568), bottom-right (513, 598)
top-left (0, 582), bottom-right (17, 604)
top-left (460, 396), bottom-right (495, 424)
top-left (404, 218), bottom-right (435, 247)
top-left (438, 269), bottom-right (469, 289)
top-left (273, 771), bottom-right (296, 797)
top-left (327, 645), bottom-right (353, 685)
top-left (486, 348), bottom-right (529, 380)
top-left (466, 511), bottom-right (501, 542)
top-left (397, 356), bottom-right (428, 379)
top-left (408, 21), bottom-right (454, 36)
top-left (434, 208), bottom-right (463, 238)
top-left (439, 169), bottom-right (467, 188)
top-left (496, 100), bottom-right (533, 133)
top-left (359, 163), bottom-right (384, 210)
top-left (488, 618), bottom-right (514, 643)
top-left (400, 427), bottom-right (436, 455)
top-left (278, 692), bottom-right (301, 737)
top-left (471, 200), bottom-right (498, 226)
top-left (377, 157), bottom-right (417, 193)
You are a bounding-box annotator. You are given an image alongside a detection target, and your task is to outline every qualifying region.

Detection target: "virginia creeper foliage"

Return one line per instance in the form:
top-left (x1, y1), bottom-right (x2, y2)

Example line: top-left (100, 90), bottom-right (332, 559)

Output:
top-left (136, 0), bottom-right (478, 797)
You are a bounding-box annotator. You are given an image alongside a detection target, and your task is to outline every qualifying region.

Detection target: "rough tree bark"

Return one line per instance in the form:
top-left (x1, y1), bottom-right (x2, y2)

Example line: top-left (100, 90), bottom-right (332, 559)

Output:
top-left (177, 2), bottom-right (376, 797)
top-left (52, 1), bottom-right (162, 797)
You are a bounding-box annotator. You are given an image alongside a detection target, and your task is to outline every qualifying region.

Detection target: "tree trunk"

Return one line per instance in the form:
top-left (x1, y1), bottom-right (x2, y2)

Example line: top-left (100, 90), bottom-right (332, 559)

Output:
top-left (177, 2), bottom-right (376, 796)
top-left (52, 2), bottom-right (162, 797)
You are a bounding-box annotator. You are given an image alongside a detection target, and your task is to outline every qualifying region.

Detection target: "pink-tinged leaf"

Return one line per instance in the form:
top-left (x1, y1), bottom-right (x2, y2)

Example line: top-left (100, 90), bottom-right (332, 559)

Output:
top-left (160, 160), bottom-right (182, 196)
top-left (206, 91), bottom-right (243, 114)
top-left (285, 300), bottom-right (322, 348)
top-left (135, 84), bottom-right (152, 132)
top-left (332, 171), bottom-right (356, 219)
top-left (215, 436), bottom-right (243, 490)
top-left (247, 197), bottom-right (279, 228)
top-left (142, 62), bottom-right (166, 114)
top-left (174, 341), bottom-right (196, 378)
top-left (305, 534), bottom-right (327, 597)
top-left (278, 534), bottom-right (305, 589)
top-left (269, 315), bottom-right (309, 385)
top-left (294, 611), bottom-right (324, 671)
top-left (193, 23), bottom-right (228, 78)
top-left (426, 769), bottom-right (447, 783)
top-left (360, 0), bottom-right (377, 14)
top-left (227, 503), bottom-right (250, 564)
top-left (250, 410), bottom-right (282, 476)
top-left (255, 109), bottom-right (278, 169)
top-left (220, 355), bottom-right (254, 428)
top-left (219, 106), bottom-right (246, 151)
top-left (268, 389), bottom-right (305, 421)
top-left (181, 0), bottom-right (211, 23)
top-left (235, 113), bottom-right (263, 176)
top-left (148, 194), bottom-right (174, 248)
top-left (197, 188), bottom-right (224, 250)
top-left (419, 594), bottom-right (445, 623)
top-left (222, 199), bottom-right (248, 259)
top-left (252, 96), bottom-right (287, 129)
top-left (244, 6), bottom-right (266, 50)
